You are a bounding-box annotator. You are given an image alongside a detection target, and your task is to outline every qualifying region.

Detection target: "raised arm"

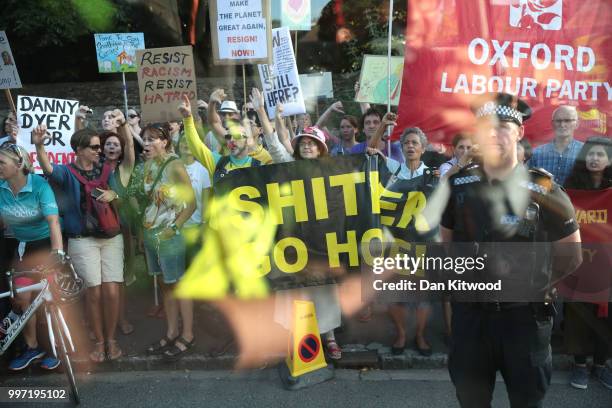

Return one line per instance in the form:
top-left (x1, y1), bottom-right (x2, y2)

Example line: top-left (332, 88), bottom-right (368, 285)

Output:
top-left (179, 95), bottom-right (217, 180)
top-left (368, 112), bottom-right (396, 149)
top-left (315, 101), bottom-right (344, 129)
top-left (115, 110), bottom-right (135, 185)
top-left (275, 104), bottom-right (294, 155)
top-left (250, 88), bottom-right (274, 137)
top-left (31, 125), bottom-right (53, 175)
top-left (207, 88), bottom-right (229, 145)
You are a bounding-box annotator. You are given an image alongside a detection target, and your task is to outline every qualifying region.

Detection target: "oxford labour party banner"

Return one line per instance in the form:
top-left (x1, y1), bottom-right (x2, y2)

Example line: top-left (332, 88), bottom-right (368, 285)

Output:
top-left (395, 0), bottom-right (611, 145)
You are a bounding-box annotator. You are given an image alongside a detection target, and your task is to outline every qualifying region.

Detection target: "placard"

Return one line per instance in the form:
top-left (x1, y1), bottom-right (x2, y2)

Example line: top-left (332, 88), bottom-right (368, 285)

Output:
top-left (136, 46), bottom-right (198, 123)
top-left (355, 55), bottom-right (404, 106)
top-left (16, 96), bottom-right (79, 171)
top-left (210, 0), bottom-right (272, 65)
top-left (0, 31), bottom-right (22, 89)
top-left (94, 33), bottom-right (145, 73)
top-left (299, 72), bottom-right (333, 99)
top-left (281, 0), bottom-right (311, 31)
top-left (258, 27), bottom-right (305, 118)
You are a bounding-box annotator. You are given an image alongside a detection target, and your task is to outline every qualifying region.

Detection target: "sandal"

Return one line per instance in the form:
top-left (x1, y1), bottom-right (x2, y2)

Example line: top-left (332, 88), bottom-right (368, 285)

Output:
top-left (106, 340), bottom-right (122, 361)
top-left (163, 337), bottom-right (195, 360)
top-left (89, 341), bottom-right (106, 363)
top-left (146, 336), bottom-right (177, 355)
top-left (325, 339), bottom-right (342, 360)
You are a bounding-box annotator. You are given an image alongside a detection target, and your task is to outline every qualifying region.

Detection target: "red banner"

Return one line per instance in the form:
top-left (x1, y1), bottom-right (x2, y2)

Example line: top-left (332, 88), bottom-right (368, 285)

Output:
top-left (395, 0), bottom-right (611, 145)
top-left (556, 188), bottom-right (612, 303)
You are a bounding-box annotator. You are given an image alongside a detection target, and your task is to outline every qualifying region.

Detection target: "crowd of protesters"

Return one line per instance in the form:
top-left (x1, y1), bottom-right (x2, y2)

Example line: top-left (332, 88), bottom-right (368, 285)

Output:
top-left (0, 84), bottom-right (610, 391)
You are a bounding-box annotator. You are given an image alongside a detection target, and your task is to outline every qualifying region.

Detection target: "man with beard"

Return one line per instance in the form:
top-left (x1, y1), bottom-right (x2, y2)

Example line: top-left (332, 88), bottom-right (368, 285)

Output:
top-left (352, 108), bottom-right (404, 162)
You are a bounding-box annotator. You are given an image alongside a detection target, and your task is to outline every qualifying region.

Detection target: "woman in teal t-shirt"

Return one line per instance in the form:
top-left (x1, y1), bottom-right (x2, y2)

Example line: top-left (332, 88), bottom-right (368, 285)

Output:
top-left (0, 143), bottom-right (63, 371)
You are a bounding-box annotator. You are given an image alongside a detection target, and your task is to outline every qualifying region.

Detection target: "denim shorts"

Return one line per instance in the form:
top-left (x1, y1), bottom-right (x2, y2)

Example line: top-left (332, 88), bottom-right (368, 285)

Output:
top-left (143, 228), bottom-right (186, 284)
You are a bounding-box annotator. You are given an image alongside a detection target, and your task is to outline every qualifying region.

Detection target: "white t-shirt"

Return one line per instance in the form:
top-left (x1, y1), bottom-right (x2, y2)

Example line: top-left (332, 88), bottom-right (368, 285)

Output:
top-left (184, 161), bottom-right (211, 226)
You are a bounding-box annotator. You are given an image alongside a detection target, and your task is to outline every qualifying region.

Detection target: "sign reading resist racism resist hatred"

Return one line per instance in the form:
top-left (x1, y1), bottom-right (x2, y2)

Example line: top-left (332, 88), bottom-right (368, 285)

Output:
top-left (258, 27), bottom-right (305, 118)
top-left (211, 0), bottom-right (272, 65)
top-left (94, 33), bottom-right (145, 73)
top-left (136, 46), bottom-right (198, 123)
top-left (394, 0), bottom-right (612, 145)
top-left (0, 31), bottom-right (22, 89)
top-left (16, 96), bottom-right (79, 171)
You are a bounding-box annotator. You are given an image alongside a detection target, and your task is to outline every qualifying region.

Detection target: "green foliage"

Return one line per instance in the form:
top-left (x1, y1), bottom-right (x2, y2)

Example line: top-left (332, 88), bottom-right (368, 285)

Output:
top-left (71, 0), bottom-right (118, 32)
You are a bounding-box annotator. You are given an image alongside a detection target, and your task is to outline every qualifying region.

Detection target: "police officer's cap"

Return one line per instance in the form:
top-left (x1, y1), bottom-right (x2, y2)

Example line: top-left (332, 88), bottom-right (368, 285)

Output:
top-left (474, 93), bottom-right (532, 127)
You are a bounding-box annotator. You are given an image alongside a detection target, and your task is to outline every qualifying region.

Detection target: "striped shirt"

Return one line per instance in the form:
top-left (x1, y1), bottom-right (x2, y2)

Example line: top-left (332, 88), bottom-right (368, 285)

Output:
top-left (528, 139), bottom-right (583, 185)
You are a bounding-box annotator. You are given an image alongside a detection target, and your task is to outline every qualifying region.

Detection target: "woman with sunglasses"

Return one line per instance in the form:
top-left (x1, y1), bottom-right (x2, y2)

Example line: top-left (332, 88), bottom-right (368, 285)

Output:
top-left (0, 143), bottom-right (63, 371)
top-left (139, 122), bottom-right (196, 359)
top-left (33, 124), bottom-right (125, 363)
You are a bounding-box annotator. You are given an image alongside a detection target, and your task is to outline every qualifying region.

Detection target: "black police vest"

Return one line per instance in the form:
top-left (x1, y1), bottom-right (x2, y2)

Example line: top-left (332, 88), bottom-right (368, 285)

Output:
top-left (447, 165), bottom-right (555, 300)
top-left (213, 155), bottom-right (261, 184)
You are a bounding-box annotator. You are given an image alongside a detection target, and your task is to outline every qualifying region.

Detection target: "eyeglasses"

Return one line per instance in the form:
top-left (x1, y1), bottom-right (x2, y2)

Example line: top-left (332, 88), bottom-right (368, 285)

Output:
top-left (88, 144), bottom-right (101, 151)
top-left (299, 140), bottom-right (317, 148)
top-left (0, 142), bottom-right (24, 164)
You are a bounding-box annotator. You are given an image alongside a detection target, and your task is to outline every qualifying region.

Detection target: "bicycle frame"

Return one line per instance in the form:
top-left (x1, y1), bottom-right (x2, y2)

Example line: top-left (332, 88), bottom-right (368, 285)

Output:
top-left (0, 279), bottom-right (75, 357)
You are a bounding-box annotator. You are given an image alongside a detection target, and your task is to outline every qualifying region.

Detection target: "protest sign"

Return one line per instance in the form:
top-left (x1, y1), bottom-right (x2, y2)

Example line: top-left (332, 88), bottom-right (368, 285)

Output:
top-left (394, 0), bottom-right (612, 144)
top-left (281, 0), bottom-right (311, 31)
top-left (258, 27), bottom-right (305, 118)
top-left (355, 55), bottom-right (404, 106)
top-left (135, 45), bottom-right (198, 123)
top-left (299, 72), bottom-right (333, 99)
top-left (0, 31), bottom-right (22, 89)
top-left (210, 0), bottom-right (272, 65)
top-left (16, 96), bottom-right (79, 171)
top-left (94, 33), bottom-right (145, 73)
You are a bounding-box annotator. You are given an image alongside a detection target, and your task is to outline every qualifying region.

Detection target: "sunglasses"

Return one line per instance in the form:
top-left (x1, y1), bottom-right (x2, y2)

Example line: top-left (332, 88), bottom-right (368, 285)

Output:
top-left (0, 142), bottom-right (24, 164)
top-left (128, 114), bottom-right (139, 119)
top-left (147, 123), bottom-right (170, 139)
top-left (88, 144), bottom-right (102, 151)
top-left (224, 133), bottom-right (248, 141)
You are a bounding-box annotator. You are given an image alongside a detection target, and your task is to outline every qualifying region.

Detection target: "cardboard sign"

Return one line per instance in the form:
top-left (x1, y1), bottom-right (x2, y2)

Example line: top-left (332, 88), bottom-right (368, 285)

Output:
top-left (281, 0), bottom-right (311, 31)
top-left (0, 31), bottom-right (22, 89)
top-left (135, 46), bottom-right (198, 123)
top-left (94, 33), bottom-right (145, 73)
top-left (258, 27), bottom-right (305, 118)
top-left (210, 0), bottom-right (272, 65)
top-left (299, 72), bottom-right (333, 99)
top-left (355, 55), bottom-right (404, 106)
top-left (16, 96), bottom-right (79, 171)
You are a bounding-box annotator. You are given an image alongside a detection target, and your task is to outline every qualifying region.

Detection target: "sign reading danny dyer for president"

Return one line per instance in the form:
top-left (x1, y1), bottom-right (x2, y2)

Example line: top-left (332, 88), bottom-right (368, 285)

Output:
top-left (16, 96), bottom-right (79, 172)
top-left (394, 0), bottom-right (612, 145)
top-left (210, 0), bottom-right (272, 65)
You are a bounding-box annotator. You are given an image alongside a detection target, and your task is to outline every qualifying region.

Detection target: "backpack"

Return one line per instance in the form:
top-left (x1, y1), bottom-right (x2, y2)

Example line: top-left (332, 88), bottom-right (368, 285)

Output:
top-left (68, 163), bottom-right (121, 238)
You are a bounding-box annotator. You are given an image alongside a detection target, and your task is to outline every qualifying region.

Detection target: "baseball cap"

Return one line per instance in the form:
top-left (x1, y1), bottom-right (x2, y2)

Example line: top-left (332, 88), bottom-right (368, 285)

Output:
top-left (291, 126), bottom-right (328, 153)
top-left (219, 100), bottom-right (239, 114)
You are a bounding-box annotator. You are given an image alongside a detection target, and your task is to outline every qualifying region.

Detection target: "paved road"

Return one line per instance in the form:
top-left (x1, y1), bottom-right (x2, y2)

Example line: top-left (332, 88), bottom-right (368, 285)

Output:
top-left (1, 369), bottom-right (610, 407)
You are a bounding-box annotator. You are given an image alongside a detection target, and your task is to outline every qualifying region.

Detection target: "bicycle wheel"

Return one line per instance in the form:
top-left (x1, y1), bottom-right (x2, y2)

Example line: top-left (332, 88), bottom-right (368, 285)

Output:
top-left (51, 306), bottom-right (80, 405)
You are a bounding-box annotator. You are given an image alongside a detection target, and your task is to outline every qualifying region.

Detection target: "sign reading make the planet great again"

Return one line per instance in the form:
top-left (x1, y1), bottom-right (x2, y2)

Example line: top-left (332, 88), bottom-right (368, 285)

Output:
top-left (211, 0), bottom-right (272, 65)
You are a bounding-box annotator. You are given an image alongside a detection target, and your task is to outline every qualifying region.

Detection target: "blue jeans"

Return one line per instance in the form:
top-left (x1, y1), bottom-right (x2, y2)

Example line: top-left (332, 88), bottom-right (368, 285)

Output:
top-left (143, 228), bottom-right (186, 284)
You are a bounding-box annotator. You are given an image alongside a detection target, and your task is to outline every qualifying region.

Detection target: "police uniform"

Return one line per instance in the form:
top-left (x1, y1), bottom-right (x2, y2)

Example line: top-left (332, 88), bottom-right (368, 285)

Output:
top-left (441, 96), bottom-right (579, 408)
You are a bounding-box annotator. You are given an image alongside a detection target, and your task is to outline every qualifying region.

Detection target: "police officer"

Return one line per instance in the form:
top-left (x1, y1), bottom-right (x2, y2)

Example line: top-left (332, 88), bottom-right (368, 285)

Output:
top-left (440, 93), bottom-right (582, 408)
